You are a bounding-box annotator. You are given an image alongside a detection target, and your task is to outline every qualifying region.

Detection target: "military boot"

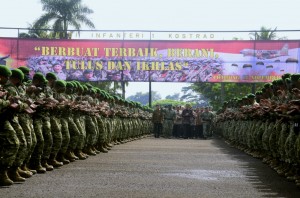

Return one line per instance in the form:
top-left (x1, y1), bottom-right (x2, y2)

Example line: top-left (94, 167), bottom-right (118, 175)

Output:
top-left (41, 160), bottom-right (54, 171)
top-left (71, 151), bottom-right (79, 160)
top-left (0, 167), bottom-right (14, 186)
top-left (86, 146), bottom-right (96, 156)
top-left (18, 167), bottom-right (32, 178)
top-left (65, 150), bottom-right (76, 162)
top-left (104, 142), bottom-right (112, 150)
top-left (74, 150), bottom-right (87, 160)
top-left (99, 144), bottom-right (108, 153)
top-left (8, 166), bottom-right (26, 182)
top-left (92, 146), bottom-right (100, 154)
top-left (48, 156), bottom-right (64, 168)
top-left (56, 153), bottom-right (70, 165)
top-left (21, 163), bottom-right (37, 175)
top-left (29, 160), bottom-right (46, 174)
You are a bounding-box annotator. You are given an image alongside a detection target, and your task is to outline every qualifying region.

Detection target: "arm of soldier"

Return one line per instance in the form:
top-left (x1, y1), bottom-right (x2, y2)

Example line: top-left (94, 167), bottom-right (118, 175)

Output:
top-left (0, 98), bottom-right (10, 109)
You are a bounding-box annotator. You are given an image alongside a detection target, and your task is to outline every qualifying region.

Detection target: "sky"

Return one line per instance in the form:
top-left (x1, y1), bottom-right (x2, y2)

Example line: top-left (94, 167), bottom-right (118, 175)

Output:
top-left (0, 0), bottom-right (300, 98)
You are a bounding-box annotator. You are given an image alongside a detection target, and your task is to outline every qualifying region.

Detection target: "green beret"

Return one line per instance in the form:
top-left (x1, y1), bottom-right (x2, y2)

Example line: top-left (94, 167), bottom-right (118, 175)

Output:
top-left (33, 72), bottom-right (46, 82)
top-left (0, 65), bottom-right (12, 77)
top-left (247, 93), bottom-right (255, 98)
top-left (46, 72), bottom-right (57, 80)
top-left (85, 83), bottom-right (93, 89)
top-left (263, 83), bottom-right (272, 89)
top-left (82, 84), bottom-right (88, 92)
top-left (291, 74), bottom-right (300, 82)
top-left (66, 82), bottom-right (74, 88)
top-left (255, 91), bottom-right (262, 95)
top-left (276, 79), bottom-right (284, 85)
top-left (11, 69), bottom-right (24, 81)
top-left (55, 80), bottom-right (66, 88)
top-left (285, 78), bottom-right (291, 84)
top-left (281, 73), bottom-right (291, 80)
top-left (18, 66), bottom-right (30, 75)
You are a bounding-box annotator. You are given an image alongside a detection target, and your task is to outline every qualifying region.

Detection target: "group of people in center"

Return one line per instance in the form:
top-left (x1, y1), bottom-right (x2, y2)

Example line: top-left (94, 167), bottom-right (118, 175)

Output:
top-left (152, 104), bottom-right (215, 139)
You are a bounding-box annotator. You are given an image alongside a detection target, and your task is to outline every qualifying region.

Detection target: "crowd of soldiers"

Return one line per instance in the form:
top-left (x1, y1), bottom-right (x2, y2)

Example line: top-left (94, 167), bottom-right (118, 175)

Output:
top-left (215, 73), bottom-right (300, 187)
top-left (0, 65), bottom-right (152, 186)
top-left (152, 104), bottom-right (215, 139)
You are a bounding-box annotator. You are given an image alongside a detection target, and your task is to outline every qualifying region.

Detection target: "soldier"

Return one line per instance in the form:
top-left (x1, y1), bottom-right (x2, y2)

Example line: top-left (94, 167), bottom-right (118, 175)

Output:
top-left (18, 66), bottom-right (38, 176)
top-left (181, 104), bottom-right (194, 139)
top-left (152, 104), bottom-right (164, 138)
top-left (0, 65), bottom-right (20, 186)
top-left (201, 106), bottom-right (214, 139)
top-left (173, 106), bottom-right (182, 138)
top-left (5, 69), bottom-right (31, 183)
top-left (29, 73), bottom-right (52, 173)
top-left (194, 107), bottom-right (203, 139)
top-left (162, 105), bottom-right (176, 138)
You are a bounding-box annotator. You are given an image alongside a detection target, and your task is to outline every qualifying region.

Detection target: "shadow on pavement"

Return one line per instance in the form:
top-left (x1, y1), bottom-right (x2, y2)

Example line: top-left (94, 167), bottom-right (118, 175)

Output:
top-left (211, 137), bottom-right (300, 198)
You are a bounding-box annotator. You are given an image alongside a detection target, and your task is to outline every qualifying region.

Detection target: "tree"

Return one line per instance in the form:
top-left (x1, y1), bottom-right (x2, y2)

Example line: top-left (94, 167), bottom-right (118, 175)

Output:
top-left (185, 82), bottom-right (264, 110)
top-left (19, 23), bottom-right (52, 38)
top-left (127, 91), bottom-right (161, 105)
top-left (151, 99), bottom-right (194, 108)
top-left (35, 0), bottom-right (95, 39)
top-left (249, 26), bottom-right (286, 40)
top-left (165, 93), bottom-right (180, 100)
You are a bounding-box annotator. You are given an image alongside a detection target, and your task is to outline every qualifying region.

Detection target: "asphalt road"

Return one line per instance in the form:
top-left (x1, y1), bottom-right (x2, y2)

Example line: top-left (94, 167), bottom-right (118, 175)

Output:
top-left (1, 137), bottom-right (300, 198)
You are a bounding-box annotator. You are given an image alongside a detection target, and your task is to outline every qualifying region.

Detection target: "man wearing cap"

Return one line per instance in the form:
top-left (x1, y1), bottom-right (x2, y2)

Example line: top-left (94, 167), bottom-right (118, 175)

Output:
top-left (152, 104), bottom-right (164, 138)
top-left (78, 69), bottom-right (97, 81)
top-left (52, 63), bottom-right (66, 80)
top-left (0, 65), bottom-right (20, 186)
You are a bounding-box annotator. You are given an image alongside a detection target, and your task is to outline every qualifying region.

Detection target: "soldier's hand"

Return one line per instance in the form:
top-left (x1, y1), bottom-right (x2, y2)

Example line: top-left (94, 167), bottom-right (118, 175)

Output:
top-left (10, 103), bottom-right (19, 109)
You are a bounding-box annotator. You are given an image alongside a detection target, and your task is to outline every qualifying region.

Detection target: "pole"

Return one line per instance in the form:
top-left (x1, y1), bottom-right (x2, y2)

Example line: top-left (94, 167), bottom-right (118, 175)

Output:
top-left (149, 80), bottom-right (152, 108)
top-left (221, 83), bottom-right (225, 104)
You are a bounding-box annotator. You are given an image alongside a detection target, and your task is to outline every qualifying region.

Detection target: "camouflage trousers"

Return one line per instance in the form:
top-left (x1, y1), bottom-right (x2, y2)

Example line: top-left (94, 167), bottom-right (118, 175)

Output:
top-left (96, 116), bottom-right (106, 144)
top-left (31, 118), bottom-right (44, 163)
top-left (50, 116), bottom-right (62, 157)
top-left (42, 116), bottom-right (52, 160)
top-left (163, 120), bottom-right (173, 138)
top-left (0, 120), bottom-right (20, 167)
top-left (67, 116), bottom-right (79, 152)
top-left (85, 115), bottom-right (97, 147)
top-left (18, 114), bottom-right (36, 164)
top-left (10, 116), bottom-right (27, 167)
top-left (74, 115), bottom-right (86, 150)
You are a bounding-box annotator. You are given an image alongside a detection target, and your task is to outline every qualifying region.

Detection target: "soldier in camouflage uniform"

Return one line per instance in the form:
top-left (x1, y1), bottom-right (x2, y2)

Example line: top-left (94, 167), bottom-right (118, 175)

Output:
top-left (0, 66), bottom-right (20, 186)
top-left (162, 105), bottom-right (176, 138)
top-left (5, 69), bottom-right (31, 183)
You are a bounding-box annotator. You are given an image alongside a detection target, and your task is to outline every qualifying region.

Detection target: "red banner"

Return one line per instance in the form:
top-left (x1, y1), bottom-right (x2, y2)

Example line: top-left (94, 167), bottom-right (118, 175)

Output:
top-left (0, 37), bottom-right (299, 82)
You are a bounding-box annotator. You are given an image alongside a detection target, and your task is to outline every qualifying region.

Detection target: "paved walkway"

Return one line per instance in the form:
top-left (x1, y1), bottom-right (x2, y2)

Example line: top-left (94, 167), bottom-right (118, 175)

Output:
top-left (1, 137), bottom-right (300, 198)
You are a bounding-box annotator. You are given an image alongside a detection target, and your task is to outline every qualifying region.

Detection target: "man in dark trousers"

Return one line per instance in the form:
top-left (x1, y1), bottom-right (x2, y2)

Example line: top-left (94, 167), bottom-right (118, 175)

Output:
top-left (181, 104), bottom-right (194, 139)
top-left (152, 104), bottom-right (164, 138)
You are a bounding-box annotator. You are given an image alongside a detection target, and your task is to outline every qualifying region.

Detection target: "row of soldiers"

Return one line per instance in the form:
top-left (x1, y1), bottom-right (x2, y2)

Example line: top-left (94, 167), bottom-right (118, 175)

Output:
top-left (215, 73), bottom-right (300, 187)
top-left (0, 65), bottom-right (152, 186)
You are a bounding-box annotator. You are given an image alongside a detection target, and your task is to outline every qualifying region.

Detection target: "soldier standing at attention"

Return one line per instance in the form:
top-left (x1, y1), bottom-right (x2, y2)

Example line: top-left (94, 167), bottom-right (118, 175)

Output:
top-left (162, 105), bottom-right (176, 138)
top-left (173, 106), bottom-right (182, 138)
top-left (152, 104), bottom-right (164, 138)
top-left (0, 65), bottom-right (20, 186)
top-left (182, 104), bottom-right (194, 139)
top-left (201, 106), bottom-right (214, 139)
